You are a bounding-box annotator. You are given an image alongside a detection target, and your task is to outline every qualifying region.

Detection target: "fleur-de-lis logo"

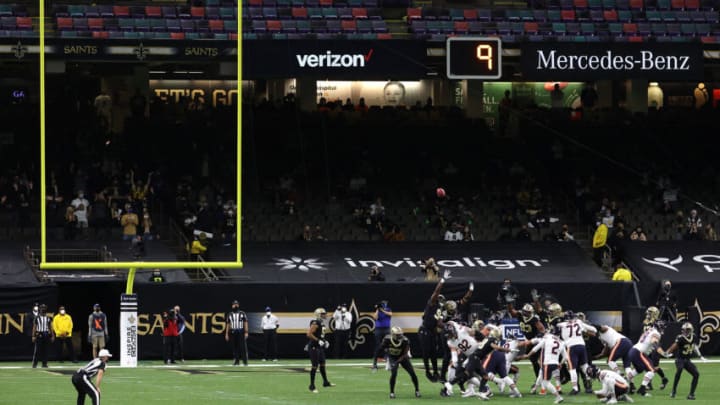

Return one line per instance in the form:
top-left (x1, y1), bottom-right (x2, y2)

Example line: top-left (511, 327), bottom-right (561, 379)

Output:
top-left (128, 315), bottom-right (136, 324)
top-left (12, 41), bottom-right (27, 59)
top-left (134, 43), bottom-right (149, 60)
top-left (345, 299), bottom-right (376, 351)
top-left (271, 257), bottom-right (328, 272)
top-left (679, 299), bottom-right (720, 348)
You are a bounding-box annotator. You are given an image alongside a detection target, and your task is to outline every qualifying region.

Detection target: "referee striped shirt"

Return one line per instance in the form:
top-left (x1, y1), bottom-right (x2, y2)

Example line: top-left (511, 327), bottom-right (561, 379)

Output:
top-left (34, 316), bottom-right (51, 333)
top-left (227, 311), bottom-right (247, 331)
top-left (78, 358), bottom-right (106, 378)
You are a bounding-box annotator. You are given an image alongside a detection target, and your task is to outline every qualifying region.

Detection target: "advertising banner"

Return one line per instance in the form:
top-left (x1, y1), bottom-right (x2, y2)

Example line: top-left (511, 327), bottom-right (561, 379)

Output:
top-left (481, 82), bottom-right (583, 128)
top-left (521, 43), bottom-right (704, 80)
top-left (619, 240), bottom-right (720, 283)
top-left (243, 40), bottom-right (432, 79)
top-left (119, 294), bottom-right (138, 368)
top-left (284, 79), bottom-right (433, 106)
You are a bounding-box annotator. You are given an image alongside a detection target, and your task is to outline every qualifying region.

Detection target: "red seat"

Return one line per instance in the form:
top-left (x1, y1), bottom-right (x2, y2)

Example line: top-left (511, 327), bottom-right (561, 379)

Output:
top-left (684, 0), bottom-right (700, 9)
top-left (319, 0), bottom-right (334, 6)
top-left (463, 9), bottom-right (478, 20)
top-left (249, 0), bottom-right (263, 6)
top-left (700, 36), bottom-right (716, 43)
top-left (16, 17), bottom-right (32, 29)
top-left (574, 0), bottom-right (589, 8)
top-left (341, 19), bottom-right (356, 31)
top-left (57, 17), bottom-right (73, 30)
top-left (170, 32), bottom-right (185, 39)
top-left (629, 0), bottom-right (644, 8)
top-left (292, 7), bottom-right (308, 18)
top-left (561, 10), bottom-right (576, 20)
top-left (88, 17), bottom-right (104, 30)
top-left (145, 6), bottom-right (162, 18)
top-left (209, 19), bottom-right (224, 31)
top-left (623, 23), bottom-right (637, 33)
top-left (376, 32), bottom-right (392, 39)
top-left (92, 31), bottom-right (109, 38)
top-left (603, 10), bottom-right (618, 21)
top-left (628, 35), bottom-right (644, 42)
top-left (524, 22), bottom-right (539, 33)
top-left (454, 21), bottom-right (469, 32)
top-left (407, 7), bottom-right (422, 19)
top-left (352, 8), bottom-right (367, 18)
top-left (190, 6), bottom-right (205, 18)
top-left (267, 20), bottom-right (282, 31)
top-left (229, 32), bottom-right (238, 40)
top-left (671, 0), bottom-right (685, 8)
top-left (113, 6), bottom-right (129, 18)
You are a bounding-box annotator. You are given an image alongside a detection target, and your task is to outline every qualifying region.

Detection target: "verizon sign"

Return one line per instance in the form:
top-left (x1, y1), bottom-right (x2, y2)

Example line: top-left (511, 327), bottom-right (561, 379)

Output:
top-left (521, 43), bottom-right (703, 80)
top-left (243, 40), bottom-right (430, 79)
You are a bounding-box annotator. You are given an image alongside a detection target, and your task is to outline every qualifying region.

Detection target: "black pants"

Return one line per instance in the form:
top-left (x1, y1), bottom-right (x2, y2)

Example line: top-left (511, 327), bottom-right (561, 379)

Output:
top-left (334, 329), bottom-right (350, 359)
top-left (72, 372), bottom-right (100, 405)
top-left (374, 327), bottom-right (390, 357)
top-left (418, 327), bottom-right (439, 376)
top-left (163, 336), bottom-right (177, 363)
top-left (390, 357), bottom-right (420, 394)
top-left (263, 329), bottom-right (277, 360)
top-left (673, 358), bottom-right (699, 394)
top-left (230, 330), bottom-right (248, 365)
top-left (175, 334), bottom-right (185, 360)
top-left (56, 336), bottom-right (75, 362)
top-left (32, 333), bottom-right (50, 367)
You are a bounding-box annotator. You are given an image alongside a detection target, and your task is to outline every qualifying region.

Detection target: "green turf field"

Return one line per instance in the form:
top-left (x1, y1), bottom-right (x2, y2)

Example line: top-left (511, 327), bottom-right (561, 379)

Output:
top-left (1, 359), bottom-right (718, 404)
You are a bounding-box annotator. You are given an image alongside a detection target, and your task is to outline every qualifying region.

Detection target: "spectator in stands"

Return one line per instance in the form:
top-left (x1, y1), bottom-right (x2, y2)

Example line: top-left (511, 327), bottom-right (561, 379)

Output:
top-left (384, 224), bottom-right (405, 242)
top-left (110, 201), bottom-right (122, 225)
top-left (130, 170), bottom-right (153, 204)
top-left (551, 83), bottom-right (564, 110)
top-left (630, 226), bottom-right (648, 241)
top-left (120, 205), bottom-right (139, 241)
top-left (151, 269), bottom-right (165, 283)
top-left (71, 191), bottom-right (90, 239)
top-left (142, 207), bottom-right (153, 240)
top-left (355, 98), bottom-right (368, 113)
top-left (462, 225), bottom-right (475, 242)
top-left (222, 200), bottom-right (237, 247)
top-left (370, 198), bottom-right (385, 222)
top-left (580, 82), bottom-right (598, 111)
top-left (599, 209), bottom-right (615, 229)
top-left (498, 90), bottom-right (512, 136)
top-left (64, 206), bottom-right (77, 240)
top-left (342, 98), bottom-right (354, 112)
top-left (613, 222), bottom-right (627, 241)
top-left (368, 266), bottom-right (385, 282)
top-left (46, 176), bottom-right (64, 226)
top-left (685, 209), bottom-right (702, 240)
top-left (444, 223), bottom-right (463, 241)
top-left (301, 225), bottom-right (312, 241)
top-left (190, 233), bottom-right (209, 261)
top-left (516, 225), bottom-right (531, 241)
top-left (611, 264), bottom-right (633, 282)
top-left (91, 193), bottom-right (111, 240)
top-left (705, 223), bottom-right (717, 241)
top-left (557, 224), bottom-right (574, 242)
top-left (314, 226), bottom-right (326, 241)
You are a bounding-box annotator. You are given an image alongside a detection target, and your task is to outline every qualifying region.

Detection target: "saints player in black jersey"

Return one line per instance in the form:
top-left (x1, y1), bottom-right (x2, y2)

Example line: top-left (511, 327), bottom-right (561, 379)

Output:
top-left (508, 302), bottom-right (546, 386)
top-left (374, 326), bottom-right (421, 399)
top-left (662, 322), bottom-right (704, 400)
top-left (642, 306), bottom-right (669, 391)
top-left (418, 269), bottom-right (451, 382)
top-left (438, 283), bottom-right (474, 383)
top-left (306, 308), bottom-right (335, 393)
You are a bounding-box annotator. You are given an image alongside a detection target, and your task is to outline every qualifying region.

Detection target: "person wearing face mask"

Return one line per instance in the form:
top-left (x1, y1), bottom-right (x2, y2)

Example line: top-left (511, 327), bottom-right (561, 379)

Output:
top-left (332, 304), bottom-right (352, 359)
top-left (32, 304), bottom-right (54, 368)
top-left (88, 304), bottom-right (109, 359)
top-left (261, 306), bottom-right (279, 362)
top-left (225, 300), bottom-right (248, 366)
top-left (174, 305), bottom-right (186, 363)
top-left (53, 305), bottom-right (76, 363)
top-left (26, 302), bottom-right (40, 339)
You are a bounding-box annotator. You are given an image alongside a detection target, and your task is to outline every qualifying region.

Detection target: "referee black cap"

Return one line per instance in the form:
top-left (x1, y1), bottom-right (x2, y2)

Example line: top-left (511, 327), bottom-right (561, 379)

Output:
top-left (232, 300), bottom-right (239, 305)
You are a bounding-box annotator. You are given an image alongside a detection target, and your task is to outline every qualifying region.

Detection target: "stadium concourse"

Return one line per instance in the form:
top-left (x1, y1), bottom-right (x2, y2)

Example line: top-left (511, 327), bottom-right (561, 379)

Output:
top-left (0, 1), bottom-right (719, 403)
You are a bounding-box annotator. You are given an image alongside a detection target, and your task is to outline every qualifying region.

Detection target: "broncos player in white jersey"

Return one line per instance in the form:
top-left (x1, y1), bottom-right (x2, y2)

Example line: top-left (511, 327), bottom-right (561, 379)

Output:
top-left (627, 323), bottom-right (664, 397)
top-left (556, 312), bottom-right (597, 395)
top-left (521, 332), bottom-right (567, 404)
top-left (587, 366), bottom-right (634, 404)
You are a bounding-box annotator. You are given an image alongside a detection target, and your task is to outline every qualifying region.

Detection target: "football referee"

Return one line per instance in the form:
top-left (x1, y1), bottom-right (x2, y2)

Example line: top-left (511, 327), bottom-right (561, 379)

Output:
top-left (32, 304), bottom-right (54, 368)
top-left (72, 349), bottom-right (112, 405)
top-left (225, 300), bottom-right (248, 366)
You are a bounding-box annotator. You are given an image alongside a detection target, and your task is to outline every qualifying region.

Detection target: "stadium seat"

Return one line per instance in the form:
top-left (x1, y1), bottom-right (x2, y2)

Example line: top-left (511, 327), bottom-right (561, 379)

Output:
top-left (561, 0), bottom-right (575, 8)
top-left (533, 10), bottom-right (547, 21)
top-left (281, 19), bottom-right (297, 31)
top-left (629, 0), bottom-right (644, 8)
top-left (88, 18), bottom-right (104, 31)
top-left (581, 21), bottom-right (596, 33)
top-left (652, 22), bottom-right (668, 34)
top-left (61, 30), bottom-right (79, 38)
top-left (250, 8), bottom-right (263, 18)
top-left (604, 10), bottom-right (618, 20)
top-left (123, 31), bottom-right (140, 38)
top-left (588, 0), bottom-right (602, 8)
top-left (206, 7), bottom-right (221, 19)
top-left (326, 20), bottom-right (341, 32)
top-left (352, 8), bottom-right (368, 18)
top-left (691, 10), bottom-right (706, 21)
top-left (618, 10), bottom-right (632, 20)
top-left (322, 8), bottom-right (338, 18)
top-left (113, 6), bottom-right (130, 18)
top-left (98, 5), bottom-right (114, 18)
top-left (566, 21), bottom-right (581, 33)
top-left (341, 19), bottom-right (356, 31)
top-left (497, 21), bottom-right (511, 34)
top-left (671, 0), bottom-right (685, 8)
top-left (608, 21), bottom-right (623, 34)
top-left (296, 19), bottom-right (311, 32)
top-left (292, 7), bottom-right (308, 18)
top-left (263, 7), bottom-right (278, 18)
top-left (161, 6), bottom-right (177, 19)
top-left (319, 0), bottom-right (334, 6)
top-left (524, 21), bottom-right (539, 34)
top-left (647, 10), bottom-right (663, 20)
top-left (616, 0), bottom-right (631, 8)
top-left (252, 20), bottom-right (266, 32)
top-left (104, 18), bottom-right (119, 31)
top-left (224, 20), bottom-right (238, 31)
top-left (372, 20), bottom-right (387, 32)
top-left (191, 7), bottom-right (206, 19)
top-left (376, 32), bottom-right (392, 39)
top-left (462, 9), bottom-right (477, 20)
top-left (547, 10), bottom-right (562, 21)
top-left (623, 22), bottom-right (638, 33)
top-left (602, 0), bottom-right (617, 9)
top-left (638, 22), bottom-right (651, 33)
top-left (209, 19), bottom-right (225, 31)
top-left (685, 0), bottom-right (700, 9)
top-left (338, 7), bottom-right (353, 19)
top-left (407, 7), bottom-right (422, 19)
top-left (267, 20), bottom-right (282, 31)
top-left (667, 22), bottom-right (681, 33)
top-left (562, 10), bottom-right (576, 20)
top-left (0, 5), bottom-right (12, 17)
top-left (56, 17), bottom-right (73, 30)
top-left (308, 7), bottom-right (323, 18)
top-left (146, 6), bottom-right (162, 18)
top-left (68, 5), bottom-right (85, 18)
top-left (165, 19), bottom-right (181, 31)
top-left (657, 0), bottom-right (671, 9)
top-left (477, 9), bottom-right (491, 21)
top-left (410, 19), bottom-right (426, 33)
top-left (92, 31), bottom-right (109, 38)
top-left (180, 19), bottom-right (195, 32)
top-left (454, 21), bottom-right (469, 33)
top-left (135, 18), bottom-right (150, 31)
top-left (553, 22), bottom-right (568, 34)
top-left (705, 11), bottom-right (718, 22)
top-left (662, 11), bottom-right (678, 21)
top-left (249, 0), bottom-right (263, 6)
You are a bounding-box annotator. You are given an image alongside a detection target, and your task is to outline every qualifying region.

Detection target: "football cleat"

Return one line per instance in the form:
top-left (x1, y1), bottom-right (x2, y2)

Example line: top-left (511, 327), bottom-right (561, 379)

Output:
top-left (620, 394), bottom-right (634, 403)
top-left (607, 399), bottom-right (618, 405)
top-left (461, 386), bottom-right (477, 398)
top-left (498, 379), bottom-right (507, 393)
top-left (415, 390), bottom-right (421, 398)
top-left (554, 395), bottom-right (564, 404)
top-left (660, 377), bottom-right (668, 390)
top-left (477, 392), bottom-right (490, 401)
top-left (443, 382), bottom-right (454, 396)
top-left (323, 381), bottom-right (335, 387)
top-left (309, 385), bottom-right (318, 393)
top-left (670, 391), bottom-right (676, 398)
top-left (687, 394), bottom-right (696, 400)
top-left (570, 389), bottom-right (580, 396)
top-left (389, 393), bottom-right (395, 399)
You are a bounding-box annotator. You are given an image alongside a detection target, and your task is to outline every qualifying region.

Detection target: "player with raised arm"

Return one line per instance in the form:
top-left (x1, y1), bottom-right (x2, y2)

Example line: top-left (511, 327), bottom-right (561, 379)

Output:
top-left (418, 269), bottom-right (451, 382)
top-left (662, 322), bottom-right (704, 400)
top-left (556, 311), bottom-right (597, 395)
top-left (438, 282), bottom-right (474, 382)
top-left (508, 301), bottom-right (546, 391)
top-left (374, 327), bottom-right (421, 399)
top-left (641, 306), bottom-right (669, 390)
top-left (586, 366), bottom-right (634, 404)
top-left (626, 321), bottom-right (663, 397)
top-left (306, 308), bottom-right (335, 393)
top-left (520, 331), bottom-right (566, 404)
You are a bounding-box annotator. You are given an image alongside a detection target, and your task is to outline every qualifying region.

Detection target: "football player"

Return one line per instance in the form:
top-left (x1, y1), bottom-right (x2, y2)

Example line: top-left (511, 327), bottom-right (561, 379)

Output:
top-left (508, 302), bottom-right (546, 386)
top-left (593, 325), bottom-right (634, 377)
top-left (521, 331), bottom-right (566, 404)
top-left (556, 311), bottom-right (597, 395)
top-left (662, 322), bottom-right (704, 400)
top-left (438, 282), bottom-right (474, 382)
top-left (626, 320), bottom-right (663, 397)
top-left (442, 320), bottom-right (488, 400)
top-left (481, 327), bottom-right (523, 398)
top-left (641, 306), bottom-right (669, 390)
top-left (374, 326), bottom-right (421, 399)
top-left (418, 269), bottom-right (451, 382)
top-left (306, 308), bottom-right (335, 393)
top-left (586, 366), bottom-right (634, 404)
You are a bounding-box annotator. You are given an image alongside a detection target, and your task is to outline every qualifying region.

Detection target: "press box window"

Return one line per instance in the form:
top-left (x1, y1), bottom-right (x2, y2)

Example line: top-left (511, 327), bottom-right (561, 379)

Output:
top-left (446, 37), bottom-right (502, 80)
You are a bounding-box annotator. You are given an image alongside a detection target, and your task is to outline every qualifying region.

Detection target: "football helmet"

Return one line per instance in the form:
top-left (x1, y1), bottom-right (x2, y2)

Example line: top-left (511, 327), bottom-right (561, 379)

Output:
top-left (488, 325), bottom-right (502, 340)
top-left (681, 322), bottom-right (694, 338)
top-left (444, 300), bottom-right (458, 316)
top-left (471, 320), bottom-right (485, 334)
top-left (444, 322), bottom-right (458, 339)
top-left (521, 303), bottom-right (535, 320)
top-left (564, 310), bottom-right (575, 321)
top-left (576, 312), bottom-right (586, 322)
top-left (645, 306), bottom-right (660, 323)
top-left (314, 307), bottom-right (327, 319)
top-left (548, 303), bottom-right (563, 318)
top-left (586, 366), bottom-right (599, 379)
top-left (391, 326), bottom-right (404, 338)
top-left (437, 294), bottom-right (446, 307)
